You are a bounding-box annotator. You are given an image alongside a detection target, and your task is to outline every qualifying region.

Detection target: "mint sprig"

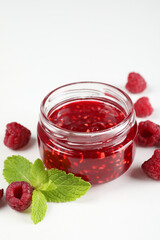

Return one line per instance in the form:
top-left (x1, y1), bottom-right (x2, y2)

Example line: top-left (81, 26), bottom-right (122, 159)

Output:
top-left (3, 155), bottom-right (91, 224)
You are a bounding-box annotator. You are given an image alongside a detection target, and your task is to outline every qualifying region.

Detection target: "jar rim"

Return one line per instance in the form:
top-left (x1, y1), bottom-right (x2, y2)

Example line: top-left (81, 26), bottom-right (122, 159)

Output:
top-left (40, 81), bottom-right (135, 141)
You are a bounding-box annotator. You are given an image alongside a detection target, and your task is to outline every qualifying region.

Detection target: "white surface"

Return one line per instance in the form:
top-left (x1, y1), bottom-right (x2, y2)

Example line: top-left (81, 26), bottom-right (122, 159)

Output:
top-left (0, 0), bottom-right (160, 239)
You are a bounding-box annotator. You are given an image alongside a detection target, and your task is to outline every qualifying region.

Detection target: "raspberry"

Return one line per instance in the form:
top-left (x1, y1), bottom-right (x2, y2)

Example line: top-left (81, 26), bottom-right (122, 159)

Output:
top-left (4, 122), bottom-right (31, 150)
top-left (0, 189), bottom-right (3, 200)
top-left (142, 149), bottom-right (160, 180)
top-left (134, 97), bottom-right (153, 117)
top-left (6, 181), bottom-right (33, 212)
top-left (137, 120), bottom-right (160, 146)
top-left (152, 149), bottom-right (160, 159)
top-left (125, 72), bottom-right (147, 93)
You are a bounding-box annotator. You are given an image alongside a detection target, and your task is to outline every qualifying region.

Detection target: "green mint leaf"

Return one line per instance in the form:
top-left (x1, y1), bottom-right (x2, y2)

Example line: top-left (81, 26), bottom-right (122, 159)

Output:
top-left (30, 159), bottom-right (48, 188)
top-left (31, 190), bottom-right (47, 224)
top-left (38, 179), bottom-right (57, 191)
top-left (42, 169), bottom-right (91, 202)
top-left (3, 155), bottom-right (33, 185)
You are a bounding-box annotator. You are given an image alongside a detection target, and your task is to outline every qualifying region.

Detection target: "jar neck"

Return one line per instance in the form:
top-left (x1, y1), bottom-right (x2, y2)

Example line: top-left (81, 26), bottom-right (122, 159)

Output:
top-left (39, 82), bottom-right (136, 149)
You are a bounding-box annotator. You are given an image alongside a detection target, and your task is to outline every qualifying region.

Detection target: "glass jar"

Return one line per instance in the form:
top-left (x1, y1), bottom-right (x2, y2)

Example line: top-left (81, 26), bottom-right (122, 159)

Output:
top-left (37, 82), bottom-right (137, 185)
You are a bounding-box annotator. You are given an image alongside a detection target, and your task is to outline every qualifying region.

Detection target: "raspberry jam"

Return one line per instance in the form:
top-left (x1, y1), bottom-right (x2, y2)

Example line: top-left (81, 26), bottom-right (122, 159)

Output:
top-left (49, 100), bottom-right (125, 132)
top-left (37, 82), bottom-right (137, 184)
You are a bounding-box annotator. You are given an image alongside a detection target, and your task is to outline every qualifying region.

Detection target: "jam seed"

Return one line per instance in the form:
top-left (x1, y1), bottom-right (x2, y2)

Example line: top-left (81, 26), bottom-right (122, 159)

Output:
top-left (92, 165), bottom-right (97, 169)
top-left (97, 152), bottom-right (105, 159)
top-left (115, 173), bottom-right (119, 178)
top-left (100, 152), bottom-right (105, 159)
top-left (116, 158), bottom-right (121, 162)
top-left (98, 164), bottom-right (106, 170)
top-left (79, 153), bottom-right (84, 163)
top-left (98, 180), bottom-right (103, 184)
top-left (73, 162), bottom-right (78, 166)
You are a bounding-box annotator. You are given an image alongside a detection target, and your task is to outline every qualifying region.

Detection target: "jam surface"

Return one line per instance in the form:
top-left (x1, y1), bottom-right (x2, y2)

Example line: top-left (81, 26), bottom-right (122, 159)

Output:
top-left (38, 99), bottom-right (137, 184)
top-left (49, 100), bottom-right (125, 132)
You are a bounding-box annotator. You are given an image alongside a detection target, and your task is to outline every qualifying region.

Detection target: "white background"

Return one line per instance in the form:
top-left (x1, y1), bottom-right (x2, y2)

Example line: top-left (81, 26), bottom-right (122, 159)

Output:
top-left (0, 0), bottom-right (160, 239)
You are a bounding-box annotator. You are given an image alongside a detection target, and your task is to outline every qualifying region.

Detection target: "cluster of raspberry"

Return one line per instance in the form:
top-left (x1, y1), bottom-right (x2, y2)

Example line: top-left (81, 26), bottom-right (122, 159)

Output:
top-left (126, 72), bottom-right (160, 180)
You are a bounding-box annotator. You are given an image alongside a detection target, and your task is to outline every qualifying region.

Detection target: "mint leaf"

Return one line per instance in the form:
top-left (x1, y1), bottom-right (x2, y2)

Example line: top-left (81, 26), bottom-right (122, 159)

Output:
top-left (3, 155), bottom-right (32, 185)
top-left (30, 159), bottom-right (48, 188)
top-left (31, 190), bottom-right (47, 224)
top-left (38, 179), bottom-right (57, 191)
top-left (42, 169), bottom-right (91, 202)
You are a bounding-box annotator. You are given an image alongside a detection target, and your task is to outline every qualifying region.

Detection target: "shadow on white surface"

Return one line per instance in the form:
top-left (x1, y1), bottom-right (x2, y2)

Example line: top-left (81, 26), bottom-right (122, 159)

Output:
top-left (0, 198), bottom-right (8, 209)
top-left (23, 206), bottom-right (32, 214)
top-left (16, 137), bottom-right (37, 151)
top-left (129, 166), bottom-right (151, 181)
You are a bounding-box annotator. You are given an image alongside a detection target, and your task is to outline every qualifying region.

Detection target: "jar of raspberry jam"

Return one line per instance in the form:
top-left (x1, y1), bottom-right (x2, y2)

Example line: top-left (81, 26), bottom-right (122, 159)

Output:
top-left (37, 82), bottom-right (137, 185)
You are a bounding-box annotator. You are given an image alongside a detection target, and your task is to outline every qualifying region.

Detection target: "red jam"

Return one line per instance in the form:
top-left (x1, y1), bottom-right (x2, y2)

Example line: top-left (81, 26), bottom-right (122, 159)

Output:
top-left (38, 97), bottom-right (137, 185)
top-left (49, 100), bottom-right (125, 132)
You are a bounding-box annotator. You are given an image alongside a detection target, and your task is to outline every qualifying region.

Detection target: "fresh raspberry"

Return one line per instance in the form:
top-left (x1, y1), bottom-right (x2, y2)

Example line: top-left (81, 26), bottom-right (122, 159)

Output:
top-left (125, 72), bottom-right (147, 93)
top-left (137, 120), bottom-right (160, 146)
top-left (4, 122), bottom-right (31, 150)
top-left (6, 181), bottom-right (33, 212)
top-left (0, 189), bottom-right (4, 200)
top-left (152, 149), bottom-right (160, 159)
top-left (134, 97), bottom-right (153, 117)
top-left (142, 149), bottom-right (160, 180)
